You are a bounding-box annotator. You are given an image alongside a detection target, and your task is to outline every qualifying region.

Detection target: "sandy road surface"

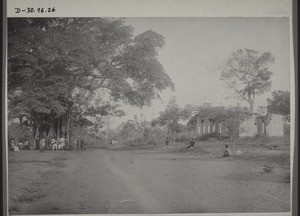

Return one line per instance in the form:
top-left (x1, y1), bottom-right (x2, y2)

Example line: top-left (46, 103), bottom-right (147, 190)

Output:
top-left (8, 148), bottom-right (290, 214)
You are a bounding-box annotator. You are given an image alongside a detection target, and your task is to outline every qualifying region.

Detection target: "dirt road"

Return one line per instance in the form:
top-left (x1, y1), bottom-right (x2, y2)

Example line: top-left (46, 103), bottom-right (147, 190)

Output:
top-left (8, 147), bottom-right (290, 214)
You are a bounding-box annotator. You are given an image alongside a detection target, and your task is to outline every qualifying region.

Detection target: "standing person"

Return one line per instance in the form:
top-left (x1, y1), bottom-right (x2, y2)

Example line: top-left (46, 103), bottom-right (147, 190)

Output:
top-left (165, 137), bottom-right (170, 145)
top-left (10, 140), bottom-right (16, 151)
top-left (39, 138), bottom-right (46, 151)
top-left (65, 139), bottom-right (69, 149)
top-left (73, 138), bottom-right (77, 150)
top-left (23, 141), bottom-right (29, 150)
top-left (77, 136), bottom-right (81, 150)
top-left (80, 137), bottom-right (85, 150)
top-left (33, 139), bottom-right (38, 150)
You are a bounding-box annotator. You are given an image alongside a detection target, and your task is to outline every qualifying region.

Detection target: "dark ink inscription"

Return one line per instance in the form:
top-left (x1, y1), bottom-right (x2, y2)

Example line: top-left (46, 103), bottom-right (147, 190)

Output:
top-left (14, 7), bottom-right (56, 14)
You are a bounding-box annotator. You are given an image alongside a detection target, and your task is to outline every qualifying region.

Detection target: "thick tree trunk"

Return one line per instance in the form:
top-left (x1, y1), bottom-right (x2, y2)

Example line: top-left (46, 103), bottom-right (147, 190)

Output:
top-left (61, 116), bottom-right (66, 138)
top-left (57, 118), bottom-right (60, 140)
top-left (196, 116), bottom-right (200, 138)
top-left (66, 115), bottom-right (71, 147)
top-left (105, 117), bottom-right (110, 143)
top-left (190, 129), bottom-right (194, 139)
top-left (232, 139), bottom-right (236, 149)
top-left (250, 103), bottom-right (254, 114)
top-left (34, 124), bottom-right (40, 150)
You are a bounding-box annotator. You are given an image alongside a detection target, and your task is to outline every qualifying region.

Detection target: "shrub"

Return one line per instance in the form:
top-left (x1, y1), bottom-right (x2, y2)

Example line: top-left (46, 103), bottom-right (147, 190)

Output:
top-left (263, 164), bottom-right (274, 174)
top-left (195, 133), bottom-right (229, 141)
top-left (8, 122), bottom-right (34, 148)
top-left (197, 134), bottom-right (211, 141)
top-left (175, 133), bottom-right (191, 142)
top-left (253, 134), bottom-right (271, 143)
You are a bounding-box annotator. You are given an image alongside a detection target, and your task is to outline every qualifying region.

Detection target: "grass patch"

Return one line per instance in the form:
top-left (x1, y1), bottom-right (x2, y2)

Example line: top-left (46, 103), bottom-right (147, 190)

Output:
top-left (13, 187), bottom-right (46, 204)
top-left (9, 204), bottom-right (19, 213)
top-left (239, 136), bottom-right (290, 149)
top-left (9, 159), bottom-right (52, 164)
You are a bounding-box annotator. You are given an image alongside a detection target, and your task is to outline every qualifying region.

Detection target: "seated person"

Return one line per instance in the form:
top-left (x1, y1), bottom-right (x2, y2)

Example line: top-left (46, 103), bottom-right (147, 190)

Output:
top-left (58, 137), bottom-right (65, 150)
top-left (223, 144), bottom-right (232, 157)
top-left (51, 139), bottom-right (58, 150)
top-left (18, 142), bottom-right (23, 150)
top-left (39, 139), bottom-right (46, 150)
top-left (186, 138), bottom-right (196, 149)
top-left (10, 140), bottom-right (19, 151)
top-left (23, 141), bottom-right (30, 150)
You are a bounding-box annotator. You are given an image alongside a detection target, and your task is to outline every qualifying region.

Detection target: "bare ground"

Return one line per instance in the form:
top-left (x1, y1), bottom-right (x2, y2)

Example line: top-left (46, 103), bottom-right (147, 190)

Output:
top-left (8, 140), bottom-right (291, 214)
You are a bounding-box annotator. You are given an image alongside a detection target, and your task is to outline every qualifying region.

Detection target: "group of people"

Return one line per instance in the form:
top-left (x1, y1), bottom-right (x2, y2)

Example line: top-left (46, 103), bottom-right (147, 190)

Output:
top-left (40, 137), bottom-right (85, 151)
top-left (10, 136), bottom-right (86, 151)
top-left (10, 140), bottom-right (30, 151)
top-left (35, 137), bottom-right (66, 151)
top-left (49, 138), bottom-right (66, 151)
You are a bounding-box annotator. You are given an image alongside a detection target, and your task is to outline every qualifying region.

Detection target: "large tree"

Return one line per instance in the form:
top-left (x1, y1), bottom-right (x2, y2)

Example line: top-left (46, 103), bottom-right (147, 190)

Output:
top-left (151, 97), bottom-right (188, 145)
top-left (221, 106), bottom-right (250, 149)
top-left (221, 49), bottom-right (274, 113)
top-left (267, 90), bottom-right (290, 121)
top-left (8, 18), bottom-right (174, 145)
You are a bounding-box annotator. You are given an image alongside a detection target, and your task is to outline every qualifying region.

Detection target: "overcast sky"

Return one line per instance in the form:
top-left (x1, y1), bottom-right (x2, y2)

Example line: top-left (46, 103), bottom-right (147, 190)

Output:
top-left (109, 17), bottom-right (290, 128)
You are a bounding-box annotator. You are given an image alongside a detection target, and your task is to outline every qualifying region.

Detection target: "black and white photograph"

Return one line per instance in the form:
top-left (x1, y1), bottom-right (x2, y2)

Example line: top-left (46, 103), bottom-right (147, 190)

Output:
top-left (5, 1), bottom-right (295, 215)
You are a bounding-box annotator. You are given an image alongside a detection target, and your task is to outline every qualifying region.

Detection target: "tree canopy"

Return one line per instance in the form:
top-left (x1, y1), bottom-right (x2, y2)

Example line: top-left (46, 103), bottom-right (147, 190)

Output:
top-left (151, 97), bottom-right (189, 144)
top-left (187, 103), bottom-right (250, 142)
top-left (221, 49), bottom-right (274, 113)
top-left (267, 90), bottom-right (290, 121)
top-left (8, 18), bottom-right (174, 143)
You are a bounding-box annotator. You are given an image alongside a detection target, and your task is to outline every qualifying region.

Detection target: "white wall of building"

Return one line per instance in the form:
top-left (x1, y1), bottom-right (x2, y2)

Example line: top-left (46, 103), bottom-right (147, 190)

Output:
top-left (240, 115), bottom-right (257, 137)
top-left (266, 114), bottom-right (285, 136)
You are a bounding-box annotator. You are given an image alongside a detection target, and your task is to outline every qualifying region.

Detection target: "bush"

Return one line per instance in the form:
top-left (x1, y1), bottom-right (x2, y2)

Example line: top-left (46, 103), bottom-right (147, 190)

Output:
top-left (8, 122), bottom-right (34, 147)
top-left (263, 164), bottom-right (274, 174)
top-left (253, 134), bottom-right (271, 143)
top-left (197, 134), bottom-right (211, 141)
top-left (175, 133), bottom-right (191, 142)
top-left (117, 125), bottom-right (167, 147)
top-left (195, 133), bottom-right (229, 141)
top-left (284, 123), bottom-right (290, 136)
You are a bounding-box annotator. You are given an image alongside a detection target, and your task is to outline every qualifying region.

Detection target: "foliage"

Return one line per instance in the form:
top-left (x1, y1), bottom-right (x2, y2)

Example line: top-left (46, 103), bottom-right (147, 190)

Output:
top-left (252, 134), bottom-right (271, 143)
top-left (119, 121), bottom-right (140, 142)
top-left (118, 120), bottom-right (166, 146)
top-left (152, 97), bottom-right (190, 144)
top-left (8, 18), bottom-right (174, 145)
top-left (8, 122), bottom-right (33, 144)
top-left (221, 49), bottom-right (274, 112)
top-left (267, 90), bottom-right (290, 121)
top-left (175, 125), bottom-right (192, 142)
top-left (196, 133), bottom-right (230, 141)
top-left (263, 164), bottom-right (274, 174)
top-left (70, 125), bottom-right (105, 147)
top-left (221, 106), bottom-right (251, 148)
top-left (188, 104), bottom-right (250, 147)
top-left (188, 104), bottom-right (227, 125)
